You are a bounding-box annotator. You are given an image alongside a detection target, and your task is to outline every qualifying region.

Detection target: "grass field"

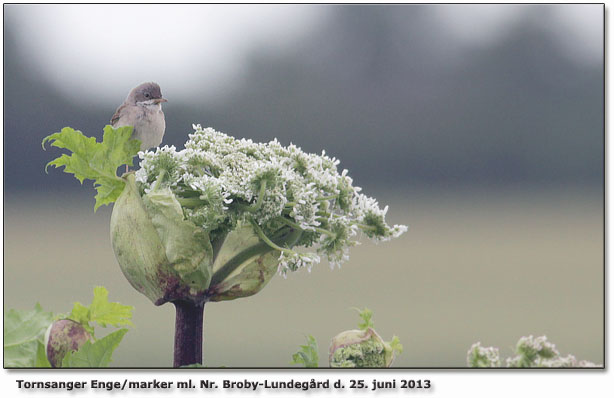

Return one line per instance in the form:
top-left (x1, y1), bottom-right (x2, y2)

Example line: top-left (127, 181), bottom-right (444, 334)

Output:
top-left (3, 186), bottom-right (603, 367)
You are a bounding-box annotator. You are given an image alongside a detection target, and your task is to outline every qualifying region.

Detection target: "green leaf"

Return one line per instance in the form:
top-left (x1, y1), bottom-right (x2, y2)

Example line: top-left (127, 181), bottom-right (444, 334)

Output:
top-left (61, 329), bottom-right (128, 368)
top-left (389, 335), bottom-right (403, 354)
top-left (291, 335), bottom-right (319, 368)
top-left (42, 125), bottom-right (140, 211)
top-left (88, 286), bottom-right (133, 328)
top-left (67, 287), bottom-right (133, 334)
top-left (68, 302), bottom-right (92, 333)
top-left (354, 307), bottom-right (374, 330)
top-left (3, 304), bottom-right (54, 367)
top-left (35, 341), bottom-right (51, 368)
top-left (142, 188), bottom-right (213, 290)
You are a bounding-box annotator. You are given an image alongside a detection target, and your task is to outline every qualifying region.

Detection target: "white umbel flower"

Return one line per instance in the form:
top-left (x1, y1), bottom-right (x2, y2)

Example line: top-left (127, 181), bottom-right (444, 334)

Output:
top-left (136, 125), bottom-right (407, 274)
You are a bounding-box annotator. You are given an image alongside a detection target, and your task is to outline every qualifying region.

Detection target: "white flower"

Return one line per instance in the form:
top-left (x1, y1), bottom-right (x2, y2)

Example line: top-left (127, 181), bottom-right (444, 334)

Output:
top-left (136, 125), bottom-right (407, 274)
top-left (467, 342), bottom-right (501, 367)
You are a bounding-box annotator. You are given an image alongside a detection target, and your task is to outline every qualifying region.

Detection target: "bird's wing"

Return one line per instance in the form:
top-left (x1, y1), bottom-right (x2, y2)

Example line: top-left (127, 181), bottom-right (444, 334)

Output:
top-left (110, 103), bottom-right (126, 126)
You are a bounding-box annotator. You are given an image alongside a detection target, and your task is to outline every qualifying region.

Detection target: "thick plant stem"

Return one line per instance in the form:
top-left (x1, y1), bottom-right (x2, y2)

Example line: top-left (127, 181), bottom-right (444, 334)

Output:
top-left (173, 300), bottom-right (205, 367)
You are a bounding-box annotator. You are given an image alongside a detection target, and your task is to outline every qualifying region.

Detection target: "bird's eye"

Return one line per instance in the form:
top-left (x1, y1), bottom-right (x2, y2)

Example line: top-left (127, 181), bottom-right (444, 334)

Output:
top-left (145, 93), bottom-right (150, 98)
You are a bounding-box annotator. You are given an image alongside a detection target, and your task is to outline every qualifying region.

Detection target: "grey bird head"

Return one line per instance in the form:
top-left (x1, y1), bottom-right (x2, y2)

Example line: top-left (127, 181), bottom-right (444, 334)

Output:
top-left (125, 82), bottom-right (168, 105)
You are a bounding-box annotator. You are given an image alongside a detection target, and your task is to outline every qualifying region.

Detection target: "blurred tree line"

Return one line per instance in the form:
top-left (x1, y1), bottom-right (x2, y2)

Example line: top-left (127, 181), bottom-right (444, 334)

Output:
top-left (4, 6), bottom-right (603, 195)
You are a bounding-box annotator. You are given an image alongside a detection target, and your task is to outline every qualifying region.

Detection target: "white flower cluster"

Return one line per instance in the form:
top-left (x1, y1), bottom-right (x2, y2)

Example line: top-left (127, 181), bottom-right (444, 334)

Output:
top-left (506, 335), bottom-right (600, 368)
top-left (466, 342), bottom-right (501, 367)
top-left (468, 336), bottom-right (601, 368)
top-left (135, 125), bottom-right (407, 274)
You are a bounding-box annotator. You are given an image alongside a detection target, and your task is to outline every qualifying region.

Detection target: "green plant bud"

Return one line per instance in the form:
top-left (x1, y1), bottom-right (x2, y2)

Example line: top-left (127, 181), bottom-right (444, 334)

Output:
top-left (44, 319), bottom-right (91, 368)
top-left (329, 328), bottom-right (400, 368)
top-left (110, 174), bottom-right (213, 306)
top-left (111, 174), bottom-right (303, 305)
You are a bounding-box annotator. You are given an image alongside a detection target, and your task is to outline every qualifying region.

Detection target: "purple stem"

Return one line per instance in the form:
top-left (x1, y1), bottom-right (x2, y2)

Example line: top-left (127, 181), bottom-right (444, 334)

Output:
top-left (173, 300), bottom-right (205, 367)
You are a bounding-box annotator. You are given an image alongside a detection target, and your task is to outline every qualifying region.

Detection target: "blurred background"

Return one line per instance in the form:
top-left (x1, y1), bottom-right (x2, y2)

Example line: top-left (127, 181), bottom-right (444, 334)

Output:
top-left (3, 4), bottom-right (603, 367)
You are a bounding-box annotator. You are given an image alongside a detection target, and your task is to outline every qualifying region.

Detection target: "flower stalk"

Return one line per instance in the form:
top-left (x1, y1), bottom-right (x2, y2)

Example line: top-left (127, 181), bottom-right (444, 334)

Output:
top-left (173, 301), bottom-right (205, 367)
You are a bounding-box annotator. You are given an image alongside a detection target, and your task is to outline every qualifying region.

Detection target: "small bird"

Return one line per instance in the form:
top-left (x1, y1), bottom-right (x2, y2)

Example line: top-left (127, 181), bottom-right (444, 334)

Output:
top-left (111, 82), bottom-right (167, 171)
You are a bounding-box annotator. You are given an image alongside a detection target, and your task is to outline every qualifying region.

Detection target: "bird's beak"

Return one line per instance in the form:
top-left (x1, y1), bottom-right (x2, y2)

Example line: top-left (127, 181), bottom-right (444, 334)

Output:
top-left (154, 98), bottom-right (168, 104)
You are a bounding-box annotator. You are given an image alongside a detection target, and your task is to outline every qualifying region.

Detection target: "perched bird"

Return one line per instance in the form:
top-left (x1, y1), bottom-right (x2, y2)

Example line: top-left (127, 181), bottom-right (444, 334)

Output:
top-left (111, 82), bottom-right (167, 170)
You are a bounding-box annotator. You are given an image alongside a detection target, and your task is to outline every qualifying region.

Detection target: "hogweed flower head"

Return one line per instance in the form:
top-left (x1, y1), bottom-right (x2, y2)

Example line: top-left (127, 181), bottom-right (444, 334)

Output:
top-left (466, 342), bottom-right (501, 367)
top-left (135, 126), bottom-right (406, 271)
top-left (329, 308), bottom-right (402, 368)
top-left (467, 335), bottom-right (601, 368)
top-left (114, 125), bottom-right (406, 305)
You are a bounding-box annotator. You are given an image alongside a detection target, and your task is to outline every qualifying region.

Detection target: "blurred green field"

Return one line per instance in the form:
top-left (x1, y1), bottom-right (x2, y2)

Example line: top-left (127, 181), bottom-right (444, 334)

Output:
top-left (3, 186), bottom-right (603, 367)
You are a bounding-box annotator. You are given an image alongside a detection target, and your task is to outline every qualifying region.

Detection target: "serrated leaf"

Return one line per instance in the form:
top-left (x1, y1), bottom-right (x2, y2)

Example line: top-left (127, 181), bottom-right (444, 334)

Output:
top-left (68, 302), bottom-right (94, 335)
top-left (290, 335), bottom-right (319, 368)
top-left (93, 177), bottom-right (127, 211)
top-left (67, 287), bottom-right (133, 334)
top-left (69, 302), bottom-right (90, 324)
top-left (89, 286), bottom-right (133, 328)
top-left (3, 304), bottom-right (54, 367)
top-left (389, 335), bottom-right (403, 354)
top-left (61, 329), bottom-right (128, 368)
top-left (42, 125), bottom-right (140, 211)
top-left (354, 307), bottom-right (374, 330)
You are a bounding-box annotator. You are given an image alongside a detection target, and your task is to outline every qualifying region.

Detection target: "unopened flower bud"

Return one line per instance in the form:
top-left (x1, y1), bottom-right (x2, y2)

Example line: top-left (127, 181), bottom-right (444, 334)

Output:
top-left (44, 319), bottom-right (91, 368)
top-left (329, 328), bottom-right (401, 368)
